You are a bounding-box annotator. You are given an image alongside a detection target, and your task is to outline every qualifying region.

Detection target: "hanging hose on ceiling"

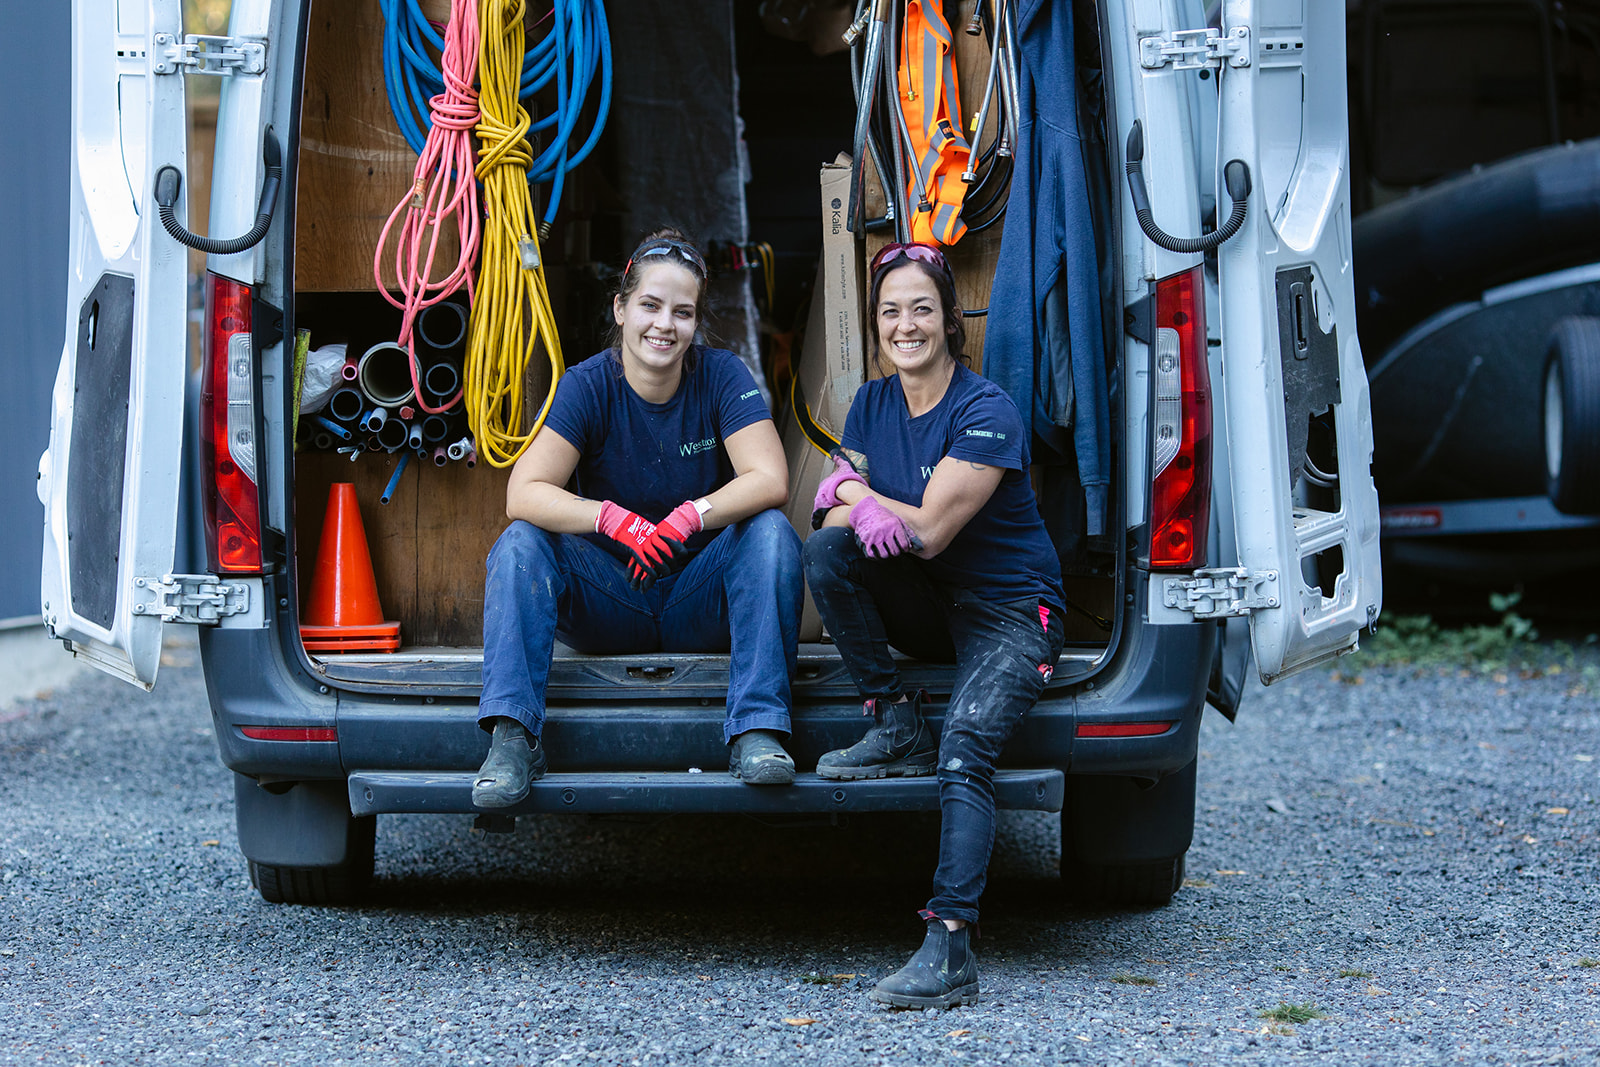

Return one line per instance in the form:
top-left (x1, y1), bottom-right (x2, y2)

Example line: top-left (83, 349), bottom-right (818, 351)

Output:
top-left (467, 0), bottom-right (566, 468)
top-left (956, 0), bottom-right (1019, 234)
top-left (374, 0), bottom-right (481, 416)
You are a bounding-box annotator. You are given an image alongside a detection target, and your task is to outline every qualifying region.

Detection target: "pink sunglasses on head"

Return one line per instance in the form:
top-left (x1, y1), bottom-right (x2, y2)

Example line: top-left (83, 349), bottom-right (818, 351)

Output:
top-left (869, 241), bottom-right (950, 278)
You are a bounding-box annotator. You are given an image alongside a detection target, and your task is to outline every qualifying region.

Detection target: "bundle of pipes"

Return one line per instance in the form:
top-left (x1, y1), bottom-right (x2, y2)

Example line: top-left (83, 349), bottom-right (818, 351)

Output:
top-left (296, 301), bottom-right (480, 501)
top-left (845, 0), bottom-right (1019, 242)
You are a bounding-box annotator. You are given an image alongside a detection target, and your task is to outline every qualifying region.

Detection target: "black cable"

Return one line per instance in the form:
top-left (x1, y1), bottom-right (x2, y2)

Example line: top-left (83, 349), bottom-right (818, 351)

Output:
top-left (1125, 120), bottom-right (1250, 254)
top-left (154, 130), bottom-right (282, 256)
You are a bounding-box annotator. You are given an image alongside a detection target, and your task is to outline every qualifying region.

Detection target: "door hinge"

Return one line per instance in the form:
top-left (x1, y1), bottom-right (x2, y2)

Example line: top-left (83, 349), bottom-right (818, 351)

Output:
top-left (1162, 567), bottom-right (1279, 619)
top-left (1139, 26), bottom-right (1250, 71)
top-left (152, 33), bottom-right (266, 76)
top-left (131, 574), bottom-right (251, 625)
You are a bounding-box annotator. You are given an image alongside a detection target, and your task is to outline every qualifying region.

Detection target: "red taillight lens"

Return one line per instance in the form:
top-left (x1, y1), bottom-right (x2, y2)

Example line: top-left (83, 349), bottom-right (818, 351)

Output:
top-left (240, 726), bottom-right (338, 742)
top-left (201, 273), bottom-right (263, 573)
top-left (1149, 266), bottom-right (1212, 569)
top-left (1076, 721), bottom-right (1175, 738)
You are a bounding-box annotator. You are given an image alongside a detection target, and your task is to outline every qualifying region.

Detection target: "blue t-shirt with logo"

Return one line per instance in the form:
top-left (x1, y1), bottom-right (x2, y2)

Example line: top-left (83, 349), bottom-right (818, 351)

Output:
top-left (544, 346), bottom-right (771, 561)
top-left (841, 363), bottom-right (1065, 608)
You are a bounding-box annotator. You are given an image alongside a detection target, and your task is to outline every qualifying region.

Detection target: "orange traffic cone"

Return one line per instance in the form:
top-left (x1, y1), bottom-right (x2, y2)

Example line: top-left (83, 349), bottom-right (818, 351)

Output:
top-left (300, 482), bottom-right (402, 653)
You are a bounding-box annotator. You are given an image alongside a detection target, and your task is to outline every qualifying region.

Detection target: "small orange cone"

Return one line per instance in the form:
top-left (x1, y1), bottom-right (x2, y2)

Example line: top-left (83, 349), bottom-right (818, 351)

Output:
top-left (301, 482), bottom-right (401, 653)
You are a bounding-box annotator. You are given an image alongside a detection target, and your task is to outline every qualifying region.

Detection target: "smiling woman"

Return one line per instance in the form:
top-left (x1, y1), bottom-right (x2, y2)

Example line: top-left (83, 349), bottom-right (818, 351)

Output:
top-left (472, 229), bottom-right (804, 805)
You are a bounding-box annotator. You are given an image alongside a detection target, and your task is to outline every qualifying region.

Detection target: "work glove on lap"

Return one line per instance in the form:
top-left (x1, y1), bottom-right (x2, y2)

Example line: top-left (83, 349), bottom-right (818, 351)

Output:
top-left (598, 501), bottom-right (684, 590)
top-left (849, 496), bottom-right (917, 559)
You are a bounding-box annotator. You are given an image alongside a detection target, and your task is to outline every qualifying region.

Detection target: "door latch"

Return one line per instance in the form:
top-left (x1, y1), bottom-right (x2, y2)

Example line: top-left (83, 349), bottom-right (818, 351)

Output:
top-left (131, 574), bottom-right (251, 625)
top-left (1162, 567), bottom-right (1279, 619)
top-left (1139, 26), bottom-right (1250, 71)
top-left (152, 33), bottom-right (267, 76)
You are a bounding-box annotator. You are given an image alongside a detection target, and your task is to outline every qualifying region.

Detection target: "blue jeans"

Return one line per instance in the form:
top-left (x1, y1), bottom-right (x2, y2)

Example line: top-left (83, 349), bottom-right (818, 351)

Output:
top-left (480, 509), bottom-right (803, 743)
top-left (803, 526), bottom-right (1066, 924)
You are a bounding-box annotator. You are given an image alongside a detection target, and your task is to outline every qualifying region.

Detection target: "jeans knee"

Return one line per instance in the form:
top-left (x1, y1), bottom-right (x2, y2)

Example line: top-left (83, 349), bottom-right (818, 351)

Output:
top-left (488, 521), bottom-right (560, 584)
top-left (802, 525), bottom-right (858, 586)
top-left (738, 510), bottom-right (802, 570)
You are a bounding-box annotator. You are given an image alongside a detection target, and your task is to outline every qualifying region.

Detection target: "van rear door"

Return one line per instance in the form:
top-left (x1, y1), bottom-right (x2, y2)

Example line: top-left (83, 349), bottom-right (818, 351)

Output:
top-left (38, 0), bottom-right (190, 689)
top-left (1210, 0), bottom-right (1383, 681)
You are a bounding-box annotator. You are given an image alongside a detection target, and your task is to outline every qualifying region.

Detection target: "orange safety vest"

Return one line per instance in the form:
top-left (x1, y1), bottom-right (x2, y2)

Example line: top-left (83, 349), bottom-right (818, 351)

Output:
top-left (899, 0), bottom-right (970, 246)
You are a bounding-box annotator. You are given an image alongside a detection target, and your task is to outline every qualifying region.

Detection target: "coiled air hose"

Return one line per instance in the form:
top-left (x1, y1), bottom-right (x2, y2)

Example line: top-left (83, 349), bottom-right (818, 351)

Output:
top-left (1125, 120), bottom-right (1251, 255)
top-left (374, 0), bottom-right (481, 416)
top-left (154, 130), bottom-right (281, 255)
top-left (467, 0), bottom-right (565, 468)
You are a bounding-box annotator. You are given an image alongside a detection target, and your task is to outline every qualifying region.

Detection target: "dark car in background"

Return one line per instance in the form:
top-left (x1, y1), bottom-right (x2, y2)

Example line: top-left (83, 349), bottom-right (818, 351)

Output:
top-left (1347, 0), bottom-right (1600, 613)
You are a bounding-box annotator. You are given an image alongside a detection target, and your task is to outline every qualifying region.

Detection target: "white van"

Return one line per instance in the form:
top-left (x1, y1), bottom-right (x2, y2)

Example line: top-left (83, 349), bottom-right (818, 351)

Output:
top-left (39, 0), bottom-right (1380, 904)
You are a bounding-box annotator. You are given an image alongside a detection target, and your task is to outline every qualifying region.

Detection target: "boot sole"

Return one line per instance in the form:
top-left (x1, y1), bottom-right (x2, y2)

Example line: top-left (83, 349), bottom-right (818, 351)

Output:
top-left (870, 982), bottom-right (979, 1009)
top-left (730, 761), bottom-right (796, 786)
top-left (815, 757), bottom-right (936, 782)
top-left (470, 761), bottom-right (548, 809)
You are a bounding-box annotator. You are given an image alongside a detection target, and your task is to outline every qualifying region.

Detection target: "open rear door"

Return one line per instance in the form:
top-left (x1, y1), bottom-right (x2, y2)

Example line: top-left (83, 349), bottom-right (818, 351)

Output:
top-left (37, 0), bottom-right (188, 689)
top-left (1212, 0), bottom-right (1382, 682)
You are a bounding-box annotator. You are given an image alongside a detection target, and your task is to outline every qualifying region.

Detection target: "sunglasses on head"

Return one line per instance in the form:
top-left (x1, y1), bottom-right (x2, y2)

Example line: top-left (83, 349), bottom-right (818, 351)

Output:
top-left (869, 241), bottom-right (950, 278)
top-left (626, 239), bottom-right (708, 279)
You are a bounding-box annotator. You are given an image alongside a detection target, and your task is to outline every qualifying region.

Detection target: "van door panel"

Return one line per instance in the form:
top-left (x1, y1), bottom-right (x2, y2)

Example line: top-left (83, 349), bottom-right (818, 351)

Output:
top-left (40, 0), bottom-right (188, 689)
top-left (1215, 0), bottom-right (1383, 682)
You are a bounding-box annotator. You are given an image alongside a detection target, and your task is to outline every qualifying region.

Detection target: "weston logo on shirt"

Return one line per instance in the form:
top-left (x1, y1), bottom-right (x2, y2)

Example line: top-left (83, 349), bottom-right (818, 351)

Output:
top-left (680, 437), bottom-right (719, 457)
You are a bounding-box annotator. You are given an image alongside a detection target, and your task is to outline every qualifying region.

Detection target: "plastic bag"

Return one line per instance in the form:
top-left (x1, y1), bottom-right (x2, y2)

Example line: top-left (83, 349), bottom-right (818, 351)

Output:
top-left (298, 344), bottom-right (348, 413)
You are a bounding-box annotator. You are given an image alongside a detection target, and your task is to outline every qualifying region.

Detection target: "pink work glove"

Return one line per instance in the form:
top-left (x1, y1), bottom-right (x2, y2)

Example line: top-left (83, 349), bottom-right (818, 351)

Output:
top-left (811, 453), bottom-right (868, 530)
top-left (624, 501), bottom-right (703, 591)
top-left (597, 501), bottom-right (681, 589)
top-left (848, 496), bottom-right (916, 559)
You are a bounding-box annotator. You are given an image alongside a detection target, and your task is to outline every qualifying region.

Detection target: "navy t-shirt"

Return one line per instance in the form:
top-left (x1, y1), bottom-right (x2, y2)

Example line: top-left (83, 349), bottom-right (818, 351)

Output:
top-left (841, 363), bottom-right (1065, 608)
top-left (544, 346), bottom-right (772, 561)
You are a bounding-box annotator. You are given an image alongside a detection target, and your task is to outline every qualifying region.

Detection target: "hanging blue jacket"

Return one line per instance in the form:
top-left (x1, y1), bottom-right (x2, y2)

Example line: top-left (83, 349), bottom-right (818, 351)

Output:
top-left (982, 0), bottom-right (1109, 535)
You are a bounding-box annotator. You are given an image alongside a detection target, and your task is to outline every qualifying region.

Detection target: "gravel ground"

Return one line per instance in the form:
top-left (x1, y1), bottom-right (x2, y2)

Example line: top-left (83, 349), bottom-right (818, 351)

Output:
top-left (3, 635), bottom-right (1599, 1065)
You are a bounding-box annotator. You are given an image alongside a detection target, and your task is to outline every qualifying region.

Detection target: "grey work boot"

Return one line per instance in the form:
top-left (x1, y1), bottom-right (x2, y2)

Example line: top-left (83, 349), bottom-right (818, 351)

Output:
top-left (472, 717), bottom-right (547, 809)
top-left (870, 918), bottom-right (979, 1009)
top-left (729, 729), bottom-right (797, 785)
top-left (816, 691), bottom-right (936, 780)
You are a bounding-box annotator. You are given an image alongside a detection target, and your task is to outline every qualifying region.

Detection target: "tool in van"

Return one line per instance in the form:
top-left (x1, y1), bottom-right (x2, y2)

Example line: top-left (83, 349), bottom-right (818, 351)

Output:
top-left (895, 0), bottom-right (971, 245)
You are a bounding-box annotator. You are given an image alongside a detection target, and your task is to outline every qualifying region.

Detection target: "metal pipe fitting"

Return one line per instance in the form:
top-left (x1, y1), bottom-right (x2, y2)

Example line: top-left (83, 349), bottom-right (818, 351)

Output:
top-left (447, 436), bottom-right (473, 462)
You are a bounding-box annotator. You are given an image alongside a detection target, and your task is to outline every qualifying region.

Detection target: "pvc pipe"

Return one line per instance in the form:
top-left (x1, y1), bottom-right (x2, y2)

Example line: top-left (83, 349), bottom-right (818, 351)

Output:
top-left (464, 447), bottom-right (477, 470)
top-left (362, 406), bottom-right (389, 433)
top-left (328, 388), bottom-right (365, 423)
top-left (418, 301), bottom-right (468, 351)
top-left (313, 414), bottom-right (353, 441)
top-left (340, 357), bottom-right (359, 381)
top-left (398, 405), bottom-right (416, 421)
top-left (358, 341), bottom-right (416, 406)
top-left (380, 451), bottom-right (411, 505)
top-left (424, 361), bottom-right (460, 400)
top-left (421, 414), bottom-right (450, 444)
top-left (312, 431), bottom-right (334, 451)
top-left (432, 446), bottom-right (450, 467)
top-left (377, 415), bottom-right (410, 451)
top-left (408, 422), bottom-right (424, 450)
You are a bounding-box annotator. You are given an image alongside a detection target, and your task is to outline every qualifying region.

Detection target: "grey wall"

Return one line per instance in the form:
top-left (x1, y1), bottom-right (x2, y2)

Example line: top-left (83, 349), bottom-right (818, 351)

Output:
top-left (0, 5), bottom-right (70, 622)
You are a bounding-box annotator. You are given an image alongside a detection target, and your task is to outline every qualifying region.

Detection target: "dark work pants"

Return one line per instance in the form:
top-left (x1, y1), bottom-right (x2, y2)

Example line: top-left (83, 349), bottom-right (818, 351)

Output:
top-left (803, 526), bottom-right (1065, 924)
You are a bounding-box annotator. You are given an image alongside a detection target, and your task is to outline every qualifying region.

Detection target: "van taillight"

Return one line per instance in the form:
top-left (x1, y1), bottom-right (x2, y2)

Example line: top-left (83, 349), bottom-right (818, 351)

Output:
top-left (1149, 266), bottom-right (1211, 570)
top-left (201, 273), bottom-right (262, 573)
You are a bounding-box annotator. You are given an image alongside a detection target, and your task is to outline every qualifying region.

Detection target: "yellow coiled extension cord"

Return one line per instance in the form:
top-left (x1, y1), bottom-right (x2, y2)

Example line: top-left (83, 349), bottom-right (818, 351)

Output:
top-left (465, 0), bottom-right (565, 468)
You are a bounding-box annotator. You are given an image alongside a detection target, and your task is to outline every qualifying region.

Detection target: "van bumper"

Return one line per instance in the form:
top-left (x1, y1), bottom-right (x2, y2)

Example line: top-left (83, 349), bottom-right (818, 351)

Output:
top-left (201, 593), bottom-right (1217, 797)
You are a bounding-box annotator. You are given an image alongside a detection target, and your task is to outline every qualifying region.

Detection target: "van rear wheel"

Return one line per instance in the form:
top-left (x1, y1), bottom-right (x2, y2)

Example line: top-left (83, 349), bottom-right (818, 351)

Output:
top-left (1059, 758), bottom-right (1196, 908)
top-left (248, 815), bottom-right (375, 905)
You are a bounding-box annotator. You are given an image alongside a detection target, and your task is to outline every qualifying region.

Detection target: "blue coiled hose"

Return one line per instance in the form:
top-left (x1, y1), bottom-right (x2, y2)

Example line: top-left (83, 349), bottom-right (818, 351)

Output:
top-left (379, 0), bottom-right (612, 229)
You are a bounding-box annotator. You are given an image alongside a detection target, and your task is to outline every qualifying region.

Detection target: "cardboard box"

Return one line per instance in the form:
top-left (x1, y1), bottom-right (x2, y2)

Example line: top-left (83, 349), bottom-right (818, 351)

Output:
top-left (782, 157), bottom-right (868, 640)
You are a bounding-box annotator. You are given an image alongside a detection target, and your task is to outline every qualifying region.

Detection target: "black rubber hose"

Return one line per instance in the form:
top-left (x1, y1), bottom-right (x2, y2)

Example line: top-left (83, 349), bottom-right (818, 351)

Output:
top-left (1124, 120), bottom-right (1250, 254)
top-left (154, 129), bottom-right (281, 255)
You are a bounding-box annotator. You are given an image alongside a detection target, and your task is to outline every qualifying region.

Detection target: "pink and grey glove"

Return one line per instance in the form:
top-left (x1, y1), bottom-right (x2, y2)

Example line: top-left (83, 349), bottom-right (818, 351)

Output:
top-left (848, 496), bottom-right (916, 559)
top-left (812, 453), bottom-right (868, 530)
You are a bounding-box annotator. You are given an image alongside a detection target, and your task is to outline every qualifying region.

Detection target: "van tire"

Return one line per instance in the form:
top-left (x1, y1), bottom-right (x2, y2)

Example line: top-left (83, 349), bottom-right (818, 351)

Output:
top-left (1061, 854), bottom-right (1186, 908)
top-left (1059, 758), bottom-right (1197, 908)
top-left (248, 815), bottom-right (375, 905)
top-left (1543, 316), bottom-right (1600, 515)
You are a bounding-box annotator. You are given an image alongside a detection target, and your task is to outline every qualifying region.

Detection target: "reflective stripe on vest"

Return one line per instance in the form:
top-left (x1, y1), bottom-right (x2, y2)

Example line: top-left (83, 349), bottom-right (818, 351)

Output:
top-left (899, 0), bottom-right (970, 246)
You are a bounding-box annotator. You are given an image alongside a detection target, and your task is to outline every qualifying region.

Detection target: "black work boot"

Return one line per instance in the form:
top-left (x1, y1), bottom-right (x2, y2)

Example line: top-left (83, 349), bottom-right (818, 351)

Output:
top-left (816, 691), bottom-right (936, 780)
top-left (870, 918), bottom-right (979, 1009)
top-left (471, 717), bottom-right (547, 809)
